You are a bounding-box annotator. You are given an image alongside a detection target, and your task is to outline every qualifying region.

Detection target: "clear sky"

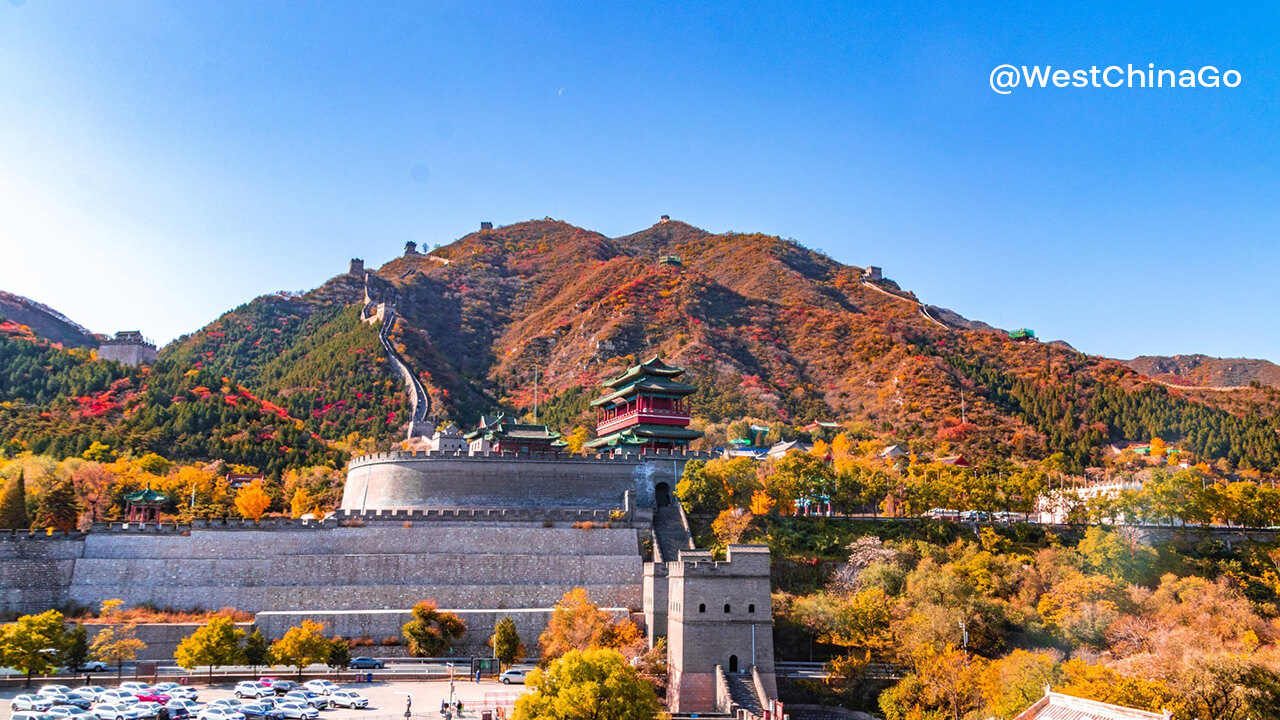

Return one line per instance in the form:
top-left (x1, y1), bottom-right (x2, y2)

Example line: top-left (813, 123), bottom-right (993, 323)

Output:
top-left (1, 1), bottom-right (1276, 360)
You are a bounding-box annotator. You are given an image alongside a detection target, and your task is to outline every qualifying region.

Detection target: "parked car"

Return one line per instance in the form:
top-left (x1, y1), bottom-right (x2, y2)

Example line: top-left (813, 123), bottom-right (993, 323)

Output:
top-left (131, 702), bottom-right (164, 718)
top-left (78, 660), bottom-right (110, 672)
top-left (91, 703), bottom-right (145, 720)
top-left (301, 680), bottom-right (338, 696)
top-left (266, 681), bottom-right (298, 696)
top-left (924, 508), bottom-right (961, 520)
top-left (49, 707), bottom-right (98, 720)
top-left (196, 708), bottom-right (245, 720)
top-left (40, 692), bottom-right (88, 709)
top-left (39, 685), bottom-right (75, 697)
top-left (234, 682), bottom-right (275, 700)
top-left (153, 683), bottom-right (198, 701)
top-left (207, 700), bottom-right (245, 710)
top-left (347, 656), bottom-right (384, 669)
top-left (133, 692), bottom-right (171, 705)
top-left (119, 683), bottom-right (151, 694)
top-left (272, 703), bottom-right (318, 720)
top-left (281, 692), bottom-right (326, 710)
top-left (165, 700), bottom-right (203, 715)
top-left (325, 691), bottom-right (367, 709)
top-left (499, 669), bottom-right (527, 685)
top-left (236, 703), bottom-right (284, 720)
top-left (12, 695), bottom-right (56, 712)
top-left (73, 687), bottom-right (108, 703)
top-left (98, 692), bottom-right (139, 706)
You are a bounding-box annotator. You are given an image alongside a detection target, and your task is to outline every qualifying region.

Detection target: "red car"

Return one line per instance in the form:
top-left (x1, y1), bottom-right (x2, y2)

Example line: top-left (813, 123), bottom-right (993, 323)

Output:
top-left (134, 691), bottom-right (172, 705)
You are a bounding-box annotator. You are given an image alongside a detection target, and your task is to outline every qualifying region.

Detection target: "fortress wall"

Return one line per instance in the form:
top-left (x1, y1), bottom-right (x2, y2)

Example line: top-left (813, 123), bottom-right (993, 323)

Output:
top-left (81, 524), bottom-right (639, 559)
top-left (0, 535), bottom-right (83, 615)
top-left (68, 583), bottom-right (641, 615)
top-left (341, 453), bottom-right (697, 511)
top-left (62, 524), bottom-right (642, 614)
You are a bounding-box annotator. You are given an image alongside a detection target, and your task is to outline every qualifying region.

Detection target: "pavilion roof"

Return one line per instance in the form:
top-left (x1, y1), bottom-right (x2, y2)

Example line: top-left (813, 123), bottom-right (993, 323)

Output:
top-left (601, 355), bottom-right (687, 389)
top-left (590, 377), bottom-right (697, 407)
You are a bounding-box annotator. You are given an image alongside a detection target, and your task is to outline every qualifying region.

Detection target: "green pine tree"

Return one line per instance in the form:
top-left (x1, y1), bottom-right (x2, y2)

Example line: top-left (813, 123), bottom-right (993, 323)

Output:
top-left (0, 471), bottom-right (30, 530)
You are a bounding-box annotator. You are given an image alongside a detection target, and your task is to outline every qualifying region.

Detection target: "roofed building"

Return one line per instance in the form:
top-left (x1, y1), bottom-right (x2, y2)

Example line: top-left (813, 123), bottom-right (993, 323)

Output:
top-left (1013, 690), bottom-right (1170, 720)
top-left (586, 356), bottom-right (704, 452)
top-left (465, 413), bottom-right (566, 454)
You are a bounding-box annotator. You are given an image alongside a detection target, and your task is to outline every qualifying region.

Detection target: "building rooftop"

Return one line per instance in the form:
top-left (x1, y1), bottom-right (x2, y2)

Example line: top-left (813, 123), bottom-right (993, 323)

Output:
top-left (601, 356), bottom-right (688, 389)
top-left (590, 376), bottom-right (698, 407)
top-left (1014, 691), bottom-right (1169, 720)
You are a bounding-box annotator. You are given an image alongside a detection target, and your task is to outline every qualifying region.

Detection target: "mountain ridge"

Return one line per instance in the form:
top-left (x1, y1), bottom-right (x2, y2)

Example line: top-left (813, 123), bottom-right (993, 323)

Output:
top-left (2, 217), bottom-right (1278, 476)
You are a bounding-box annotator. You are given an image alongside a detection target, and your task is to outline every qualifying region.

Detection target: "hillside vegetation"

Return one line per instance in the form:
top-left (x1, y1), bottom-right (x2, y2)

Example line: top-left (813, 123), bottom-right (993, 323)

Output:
top-left (1, 219), bottom-right (1278, 479)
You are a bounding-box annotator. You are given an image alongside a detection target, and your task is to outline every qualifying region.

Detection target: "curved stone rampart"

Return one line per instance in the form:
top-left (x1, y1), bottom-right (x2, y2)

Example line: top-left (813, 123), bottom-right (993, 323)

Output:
top-left (342, 451), bottom-right (710, 512)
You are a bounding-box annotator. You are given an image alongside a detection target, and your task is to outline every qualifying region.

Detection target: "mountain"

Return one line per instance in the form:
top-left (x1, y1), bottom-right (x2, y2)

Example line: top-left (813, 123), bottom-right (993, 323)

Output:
top-left (0, 291), bottom-right (98, 348)
top-left (1127, 354), bottom-right (1280, 390)
top-left (2, 218), bottom-right (1279, 477)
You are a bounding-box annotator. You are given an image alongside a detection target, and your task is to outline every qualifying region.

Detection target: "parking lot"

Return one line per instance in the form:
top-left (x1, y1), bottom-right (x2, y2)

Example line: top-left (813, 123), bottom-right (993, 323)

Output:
top-left (0, 677), bottom-right (531, 720)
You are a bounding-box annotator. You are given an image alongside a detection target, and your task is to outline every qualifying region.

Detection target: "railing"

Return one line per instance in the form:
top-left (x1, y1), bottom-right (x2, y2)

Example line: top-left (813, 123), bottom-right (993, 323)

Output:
top-left (596, 408), bottom-right (691, 434)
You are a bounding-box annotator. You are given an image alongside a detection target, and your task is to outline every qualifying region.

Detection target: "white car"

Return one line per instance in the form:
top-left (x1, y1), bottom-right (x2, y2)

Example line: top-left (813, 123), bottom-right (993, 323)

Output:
top-left (49, 708), bottom-right (98, 720)
top-left (499, 668), bottom-right (527, 685)
top-left (272, 703), bottom-right (318, 720)
top-left (79, 660), bottom-right (111, 672)
top-left (119, 683), bottom-right (151, 694)
top-left (235, 682), bottom-right (275, 700)
top-left (207, 700), bottom-right (245, 710)
top-left (154, 683), bottom-right (199, 700)
top-left (91, 703), bottom-right (145, 720)
top-left (166, 700), bottom-right (203, 714)
top-left (280, 692), bottom-right (325, 710)
top-left (73, 687), bottom-right (108, 702)
top-left (14, 712), bottom-right (57, 720)
top-left (132, 702), bottom-right (164, 718)
top-left (198, 708), bottom-right (246, 720)
top-left (325, 691), bottom-right (366, 709)
top-left (11, 695), bottom-right (55, 711)
top-left (39, 685), bottom-right (75, 697)
top-left (301, 680), bottom-right (338, 696)
top-left (98, 691), bottom-right (139, 706)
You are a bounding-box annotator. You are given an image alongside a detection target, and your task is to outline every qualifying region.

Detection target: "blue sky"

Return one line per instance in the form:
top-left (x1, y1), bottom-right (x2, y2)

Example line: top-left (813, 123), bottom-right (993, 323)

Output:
top-left (1, 1), bottom-right (1276, 361)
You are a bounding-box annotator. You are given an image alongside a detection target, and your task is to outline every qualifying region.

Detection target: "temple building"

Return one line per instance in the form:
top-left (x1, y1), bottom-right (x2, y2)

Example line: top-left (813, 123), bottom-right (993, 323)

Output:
top-left (465, 413), bottom-right (566, 454)
top-left (124, 486), bottom-right (166, 523)
top-left (586, 356), bottom-right (704, 451)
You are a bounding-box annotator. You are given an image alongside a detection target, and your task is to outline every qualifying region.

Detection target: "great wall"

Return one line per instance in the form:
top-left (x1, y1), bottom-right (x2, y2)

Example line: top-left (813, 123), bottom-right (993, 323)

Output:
top-left (0, 262), bottom-right (782, 717)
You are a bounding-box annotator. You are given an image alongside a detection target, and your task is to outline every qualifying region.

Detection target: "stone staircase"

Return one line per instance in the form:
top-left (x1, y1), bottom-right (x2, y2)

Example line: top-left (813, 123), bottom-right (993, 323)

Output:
top-left (723, 672), bottom-right (764, 716)
top-left (653, 500), bottom-right (693, 562)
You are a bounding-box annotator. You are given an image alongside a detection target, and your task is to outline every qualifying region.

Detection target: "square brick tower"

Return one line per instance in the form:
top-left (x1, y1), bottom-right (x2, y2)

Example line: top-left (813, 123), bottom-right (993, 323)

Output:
top-left (666, 545), bottom-right (776, 714)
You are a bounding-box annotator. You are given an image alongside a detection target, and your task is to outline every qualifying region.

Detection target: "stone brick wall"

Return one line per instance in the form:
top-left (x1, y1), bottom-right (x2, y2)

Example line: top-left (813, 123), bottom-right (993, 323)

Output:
top-left (63, 523), bottom-right (642, 614)
top-left (341, 452), bottom-right (706, 511)
top-left (0, 534), bottom-right (82, 615)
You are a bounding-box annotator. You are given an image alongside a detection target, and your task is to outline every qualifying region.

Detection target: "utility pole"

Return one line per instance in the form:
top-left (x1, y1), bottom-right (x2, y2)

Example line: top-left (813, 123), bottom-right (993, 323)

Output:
top-left (960, 390), bottom-right (966, 425)
top-left (533, 366), bottom-right (539, 424)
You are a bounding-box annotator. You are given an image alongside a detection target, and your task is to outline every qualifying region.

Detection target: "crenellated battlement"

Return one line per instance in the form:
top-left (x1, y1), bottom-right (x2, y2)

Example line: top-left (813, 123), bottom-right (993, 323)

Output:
top-left (348, 447), bottom-right (715, 468)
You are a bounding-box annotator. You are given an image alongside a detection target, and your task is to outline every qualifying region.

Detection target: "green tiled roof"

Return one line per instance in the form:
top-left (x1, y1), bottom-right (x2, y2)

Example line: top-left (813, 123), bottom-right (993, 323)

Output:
top-left (124, 488), bottom-right (167, 504)
top-left (585, 423), bottom-right (705, 448)
top-left (602, 356), bottom-right (686, 389)
top-left (590, 377), bottom-right (697, 407)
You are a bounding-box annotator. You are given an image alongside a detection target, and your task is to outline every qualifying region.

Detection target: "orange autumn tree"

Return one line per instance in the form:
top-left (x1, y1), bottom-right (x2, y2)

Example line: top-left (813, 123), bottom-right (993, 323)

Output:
top-left (234, 481), bottom-right (272, 521)
top-left (538, 588), bottom-right (643, 663)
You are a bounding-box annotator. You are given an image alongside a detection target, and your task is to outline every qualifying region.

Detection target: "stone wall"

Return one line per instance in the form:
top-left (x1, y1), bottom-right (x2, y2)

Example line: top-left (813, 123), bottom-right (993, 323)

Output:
top-left (341, 451), bottom-right (705, 511)
top-left (64, 524), bottom-right (642, 614)
top-left (0, 533), bottom-right (82, 615)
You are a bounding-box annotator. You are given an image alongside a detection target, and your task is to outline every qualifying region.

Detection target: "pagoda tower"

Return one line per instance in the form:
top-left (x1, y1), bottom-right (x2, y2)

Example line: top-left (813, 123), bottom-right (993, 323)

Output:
top-left (585, 356), bottom-right (704, 451)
